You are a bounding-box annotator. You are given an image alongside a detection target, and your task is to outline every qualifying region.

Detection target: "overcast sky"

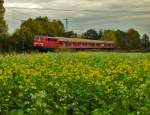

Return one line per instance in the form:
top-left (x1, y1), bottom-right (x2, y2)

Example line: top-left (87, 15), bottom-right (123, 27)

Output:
top-left (4, 0), bottom-right (150, 35)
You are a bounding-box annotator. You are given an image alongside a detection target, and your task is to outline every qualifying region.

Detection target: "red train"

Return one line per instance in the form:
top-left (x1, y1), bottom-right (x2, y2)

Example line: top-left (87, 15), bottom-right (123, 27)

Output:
top-left (33, 35), bottom-right (115, 51)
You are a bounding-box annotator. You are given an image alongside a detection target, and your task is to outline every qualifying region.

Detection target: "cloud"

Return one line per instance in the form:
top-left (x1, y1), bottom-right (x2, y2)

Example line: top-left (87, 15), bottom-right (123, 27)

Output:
top-left (4, 3), bottom-right (41, 9)
top-left (4, 0), bottom-right (150, 11)
top-left (4, 0), bottom-right (150, 35)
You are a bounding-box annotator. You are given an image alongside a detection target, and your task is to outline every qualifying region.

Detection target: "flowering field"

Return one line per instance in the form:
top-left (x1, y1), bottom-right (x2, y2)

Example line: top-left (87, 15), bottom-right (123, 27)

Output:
top-left (0, 52), bottom-right (150, 115)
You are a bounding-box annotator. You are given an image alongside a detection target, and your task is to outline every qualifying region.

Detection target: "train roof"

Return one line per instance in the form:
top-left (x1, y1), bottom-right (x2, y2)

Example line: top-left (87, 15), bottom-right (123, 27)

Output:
top-left (34, 35), bottom-right (114, 44)
top-left (48, 36), bottom-right (114, 44)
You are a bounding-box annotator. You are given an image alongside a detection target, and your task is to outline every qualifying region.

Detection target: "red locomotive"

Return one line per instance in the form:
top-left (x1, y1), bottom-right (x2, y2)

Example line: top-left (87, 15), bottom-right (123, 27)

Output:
top-left (33, 35), bottom-right (115, 51)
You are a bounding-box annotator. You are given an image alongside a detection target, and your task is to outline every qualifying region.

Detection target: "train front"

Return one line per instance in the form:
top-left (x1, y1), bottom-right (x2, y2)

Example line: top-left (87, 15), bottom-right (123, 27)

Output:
top-left (33, 35), bottom-right (59, 51)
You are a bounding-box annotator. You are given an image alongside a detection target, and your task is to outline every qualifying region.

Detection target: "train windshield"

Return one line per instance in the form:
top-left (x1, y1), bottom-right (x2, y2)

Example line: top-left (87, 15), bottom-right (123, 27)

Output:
top-left (34, 36), bottom-right (45, 41)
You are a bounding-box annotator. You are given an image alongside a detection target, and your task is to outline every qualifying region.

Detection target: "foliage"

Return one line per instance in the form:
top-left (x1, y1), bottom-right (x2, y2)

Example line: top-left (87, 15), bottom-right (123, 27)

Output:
top-left (0, 0), bottom-right (8, 33)
top-left (82, 29), bottom-right (99, 40)
top-left (115, 30), bottom-right (127, 49)
top-left (63, 31), bottom-right (77, 38)
top-left (0, 33), bottom-right (11, 52)
top-left (12, 17), bottom-right (65, 52)
top-left (126, 29), bottom-right (141, 49)
top-left (98, 30), bottom-right (103, 39)
top-left (101, 29), bottom-right (147, 50)
top-left (102, 30), bottom-right (117, 42)
top-left (0, 52), bottom-right (150, 115)
top-left (141, 34), bottom-right (150, 49)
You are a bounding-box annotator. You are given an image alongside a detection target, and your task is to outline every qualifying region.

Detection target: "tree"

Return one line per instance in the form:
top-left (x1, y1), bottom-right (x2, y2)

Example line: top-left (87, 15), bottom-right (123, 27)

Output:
top-left (50, 20), bottom-right (65, 36)
top-left (63, 31), bottom-right (77, 38)
top-left (82, 29), bottom-right (98, 40)
top-left (115, 30), bottom-right (127, 49)
top-left (102, 30), bottom-right (117, 42)
top-left (0, 0), bottom-right (7, 33)
top-left (126, 29), bottom-right (141, 49)
top-left (0, 0), bottom-right (9, 53)
top-left (19, 17), bottom-right (65, 36)
top-left (141, 34), bottom-right (150, 49)
top-left (98, 30), bottom-right (103, 39)
top-left (0, 34), bottom-right (11, 52)
top-left (12, 16), bottom-right (65, 52)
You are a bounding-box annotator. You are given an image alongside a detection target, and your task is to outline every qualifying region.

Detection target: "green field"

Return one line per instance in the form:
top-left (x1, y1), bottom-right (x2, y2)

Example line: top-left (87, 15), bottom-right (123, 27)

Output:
top-left (0, 52), bottom-right (150, 115)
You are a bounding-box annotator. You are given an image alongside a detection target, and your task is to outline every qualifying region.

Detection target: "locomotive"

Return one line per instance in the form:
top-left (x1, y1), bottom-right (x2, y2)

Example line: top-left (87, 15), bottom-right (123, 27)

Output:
top-left (33, 35), bottom-right (115, 51)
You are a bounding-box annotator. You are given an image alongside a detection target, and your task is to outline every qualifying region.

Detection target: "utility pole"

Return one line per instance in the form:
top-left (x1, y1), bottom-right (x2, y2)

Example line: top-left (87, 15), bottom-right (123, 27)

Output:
top-left (65, 18), bottom-right (68, 32)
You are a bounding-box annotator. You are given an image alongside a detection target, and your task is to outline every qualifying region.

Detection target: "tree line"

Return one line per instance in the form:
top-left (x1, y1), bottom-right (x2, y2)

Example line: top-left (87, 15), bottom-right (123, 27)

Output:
top-left (0, 0), bottom-right (150, 52)
top-left (0, 16), bottom-right (150, 53)
top-left (0, 0), bottom-right (7, 33)
top-left (82, 29), bottom-right (150, 50)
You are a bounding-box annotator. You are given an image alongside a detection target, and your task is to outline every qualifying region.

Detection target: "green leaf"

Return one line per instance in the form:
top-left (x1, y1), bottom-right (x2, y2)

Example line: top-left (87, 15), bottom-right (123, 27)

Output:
top-left (91, 109), bottom-right (103, 115)
top-left (9, 109), bottom-right (24, 115)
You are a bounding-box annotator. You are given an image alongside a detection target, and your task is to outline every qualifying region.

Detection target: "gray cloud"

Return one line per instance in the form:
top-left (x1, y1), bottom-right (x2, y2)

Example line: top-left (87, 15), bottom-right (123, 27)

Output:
top-left (4, 0), bottom-right (150, 35)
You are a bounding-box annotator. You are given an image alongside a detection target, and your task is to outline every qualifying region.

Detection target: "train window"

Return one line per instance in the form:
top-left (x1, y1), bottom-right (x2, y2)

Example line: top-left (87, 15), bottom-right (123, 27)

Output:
top-left (40, 37), bottom-right (44, 41)
top-left (101, 44), bottom-right (105, 47)
top-left (59, 41), bottom-right (64, 44)
top-left (67, 42), bottom-right (70, 44)
top-left (88, 43), bottom-right (91, 45)
top-left (85, 43), bottom-right (87, 45)
top-left (91, 43), bottom-right (95, 46)
top-left (48, 38), bottom-right (57, 42)
top-left (69, 42), bottom-right (73, 45)
top-left (60, 41), bottom-right (69, 46)
top-left (35, 36), bottom-right (44, 41)
top-left (96, 43), bottom-right (99, 46)
top-left (65, 42), bottom-right (72, 45)
top-left (35, 36), bottom-right (39, 40)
